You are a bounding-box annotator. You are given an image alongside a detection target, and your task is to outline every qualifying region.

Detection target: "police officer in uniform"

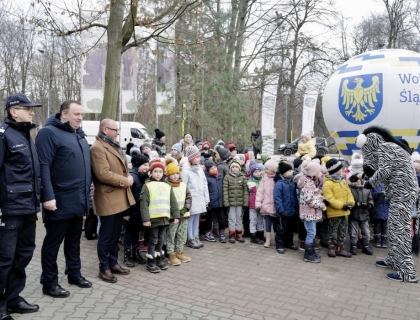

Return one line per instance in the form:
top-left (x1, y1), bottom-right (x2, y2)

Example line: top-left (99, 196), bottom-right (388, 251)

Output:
top-left (0, 94), bottom-right (42, 320)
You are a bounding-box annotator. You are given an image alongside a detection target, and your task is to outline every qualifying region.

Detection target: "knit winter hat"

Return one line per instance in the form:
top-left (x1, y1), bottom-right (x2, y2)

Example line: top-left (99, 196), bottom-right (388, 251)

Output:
top-left (302, 158), bottom-right (322, 177)
top-left (166, 157), bottom-right (180, 176)
top-left (141, 140), bottom-right (152, 150)
top-left (249, 161), bottom-right (260, 177)
top-left (301, 132), bottom-right (312, 140)
top-left (195, 139), bottom-right (203, 147)
top-left (150, 159), bottom-right (165, 173)
top-left (131, 154), bottom-right (149, 168)
top-left (411, 152), bottom-right (420, 164)
top-left (293, 158), bottom-right (303, 169)
top-left (230, 160), bottom-right (241, 170)
top-left (130, 145), bottom-right (141, 156)
top-left (186, 145), bottom-right (201, 162)
top-left (218, 148), bottom-right (231, 161)
top-left (350, 152), bottom-right (363, 173)
top-left (154, 128), bottom-right (165, 140)
top-left (203, 141), bottom-right (211, 149)
top-left (237, 154), bottom-right (245, 161)
top-left (326, 158), bottom-right (343, 174)
top-left (171, 143), bottom-right (182, 154)
top-left (278, 162), bottom-right (293, 175)
top-left (264, 158), bottom-right (279, 172)
top-left (227, 142), bottom-right (237, 152)
top-left (205, 159), bottom-right (216, 172)
top-left (414, 162), bottom-right (420, 174)
top-left (217, 140), bottom-right (225, 147)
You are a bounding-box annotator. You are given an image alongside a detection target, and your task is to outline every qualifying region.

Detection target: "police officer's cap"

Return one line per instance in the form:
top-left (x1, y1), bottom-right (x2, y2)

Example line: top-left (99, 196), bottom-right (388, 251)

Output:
top-left (6, 94), bottom-right (42, 109)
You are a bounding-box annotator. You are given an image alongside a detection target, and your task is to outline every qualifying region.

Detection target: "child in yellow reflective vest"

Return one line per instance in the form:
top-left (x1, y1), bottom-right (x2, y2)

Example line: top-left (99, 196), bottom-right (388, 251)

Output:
top-left (140, 160), bottom-right (180, 273)
top-left (165, 158), bottom-right (192, 266)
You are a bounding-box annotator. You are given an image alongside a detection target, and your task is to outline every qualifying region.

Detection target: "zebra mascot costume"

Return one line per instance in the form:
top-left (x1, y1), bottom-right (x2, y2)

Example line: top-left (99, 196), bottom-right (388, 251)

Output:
top-left (355, 126), bottom-right (418, 283)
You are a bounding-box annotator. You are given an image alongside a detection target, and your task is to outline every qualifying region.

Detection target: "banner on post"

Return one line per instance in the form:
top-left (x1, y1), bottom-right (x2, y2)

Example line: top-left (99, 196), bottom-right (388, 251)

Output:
top-left (261, 75), bottom-right (278, 155)
top-left (301, 73), bottom-right (323, 133)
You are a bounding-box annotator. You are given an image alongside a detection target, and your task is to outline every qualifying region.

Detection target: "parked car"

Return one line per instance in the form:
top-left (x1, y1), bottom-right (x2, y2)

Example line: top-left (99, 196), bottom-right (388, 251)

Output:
top-left (278, 137), bottom-right (329, 157)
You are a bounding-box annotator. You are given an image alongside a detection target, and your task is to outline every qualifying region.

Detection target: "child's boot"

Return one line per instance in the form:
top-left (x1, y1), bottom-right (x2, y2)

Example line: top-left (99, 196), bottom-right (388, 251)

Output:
top-left (168, 252), bottom-right (181, 266)
top-left (219, 229), bottom-right (227, 243)
top-left (303, 243), bottom-right (320, 263)
top-left (256, 231), bottom-right (266, 242)
top-left (335, 245), bottom-right (352, 258)
top-left (362, 241), bottom-right (373, 255)
top-left (205, 231), bottom-right (216, 242)
top-left (195, 236), bottom-right (204, 248)
top-left (381, 235), bottom-right (388, 248)
top-left (228, 230), bottom-right (236, 243)
top-left (264, 232), bottom-right (271, 248)
top-left (133, 247), bottom-right (146, 264)
top-left (350, 243), bottom-right (358, 255)
top-left (175, 250), bottom-right (191, 263)
top-left (146, 253), bottom-right (160, 273)
top-left (250, 232), bottom-right (264, 244)
top-left (374, 234), bottom-right (381, 247)
top-left (235, 230), bottom-right (245, 243)
top-left (155, 252), bottom-right (168, 270)
top-left (356, 239), bottom-right (363, 249)
top-left (327, 244), bottom-right (336, 257)
top-left (124, 246), bottom-right (135, 268)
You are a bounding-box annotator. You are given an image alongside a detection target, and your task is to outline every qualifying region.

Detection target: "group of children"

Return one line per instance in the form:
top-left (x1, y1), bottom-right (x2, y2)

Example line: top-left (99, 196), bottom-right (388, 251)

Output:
top-left (123, 130), bottom-right (396, 273)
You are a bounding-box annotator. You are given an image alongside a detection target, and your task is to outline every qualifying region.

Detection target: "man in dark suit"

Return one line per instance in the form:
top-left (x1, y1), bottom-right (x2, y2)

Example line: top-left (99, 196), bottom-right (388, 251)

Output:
top-left (36, 101), bottom-right (92, 298)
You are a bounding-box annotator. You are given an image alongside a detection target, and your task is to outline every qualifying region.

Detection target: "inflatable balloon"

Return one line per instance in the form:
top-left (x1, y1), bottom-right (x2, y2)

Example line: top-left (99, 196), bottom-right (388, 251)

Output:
top-left (322, 49), bottom-right (420, 159)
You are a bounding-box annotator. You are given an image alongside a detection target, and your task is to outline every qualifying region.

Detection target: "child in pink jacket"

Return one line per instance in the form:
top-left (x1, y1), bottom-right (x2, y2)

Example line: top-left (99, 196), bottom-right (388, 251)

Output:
top-left (255, 158), bottom-right (279, 247)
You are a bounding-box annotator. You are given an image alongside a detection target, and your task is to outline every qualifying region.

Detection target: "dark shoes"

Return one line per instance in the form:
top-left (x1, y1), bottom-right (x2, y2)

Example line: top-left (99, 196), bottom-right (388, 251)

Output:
top-left (350, 243), bottom-right (358, 255)
top-left (362, 245), bottom-right (373, 255)
top-left (250, 233), bottom-right (264, 245)
top-left (42, 284), bottom-right (70, 298)
top-left (110, 264), bottom-right (130, 275)
top-left (0, 311), bottom-right (13, 320)
top-left (68, 276), bottom-right (92, 288)
top-left (285, 244), bottom-right (298, 251)
top-left (8, 300), bottom-right (39, 314)
top-left (335, 246), bottom-right (352, 258)
top-left (276, 248), bottom-right (285, 254)
top-left (99, 269), bottom-right (117, 283)
top-left (327, 244), bottom-right (336, 257)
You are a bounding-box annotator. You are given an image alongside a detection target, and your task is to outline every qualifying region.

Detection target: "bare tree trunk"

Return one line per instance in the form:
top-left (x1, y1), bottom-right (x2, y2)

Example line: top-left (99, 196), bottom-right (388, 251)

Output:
top-left (101, 0), bottom-right (124, 120)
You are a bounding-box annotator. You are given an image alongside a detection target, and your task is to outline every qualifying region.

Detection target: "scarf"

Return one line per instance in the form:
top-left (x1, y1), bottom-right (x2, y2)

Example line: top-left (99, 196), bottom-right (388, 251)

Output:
top-left (210, 171), bottom-right (218, 177)
top-left (328, 174), bottom-right (343, 181)
top-left (167, 177), bottom-right (182, 187)
top-left (98, 131), bottom-right (125, 160)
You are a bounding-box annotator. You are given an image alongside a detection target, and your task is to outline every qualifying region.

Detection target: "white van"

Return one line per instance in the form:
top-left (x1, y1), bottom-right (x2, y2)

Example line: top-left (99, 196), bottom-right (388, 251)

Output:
top-left (81, 121), bottom-right (153, 149)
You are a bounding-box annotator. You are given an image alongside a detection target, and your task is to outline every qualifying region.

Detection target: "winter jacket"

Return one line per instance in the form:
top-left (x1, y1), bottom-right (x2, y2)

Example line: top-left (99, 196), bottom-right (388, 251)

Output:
top-left (371, 184), bottom-right (389, 220)
top-left (139, 178), bottom-right (180, 228)
top-left (91, 137), bottom-right (135, 216)
top-left (205, 172), bottom-right (224, 208)
top-left (0, 118), bottom-right (41, 216)
top-left (181, 162), bottom-right (209, 214)
top-left (223, 170), bottom-right (249, 207)
top-left (255, 172), bottom-right (276, 215)
top-left (128, 169), bottom-right (148, 223)
top-left (349, 185), bottom-right (373, 222)
top-left (201, 149), bottom-right (216, 160)
top-left (152, 138), bottom-right (166, 157)
top-left (216, 160), bottom-right (229, 177)
top-left (298, 175), bottom-right (324, 221)
top-left (295, 140), bottom-right (316, 159)
top-left (36, 114), bottom-right (91, 222)
top-left (322, 175), bottom-right (355, 218)
top-left (166, 179), bottom-right (192, 218)
top-left (273, 173), bottom-right (298, 217)
top-left (247, 176), bottom-right (261, 209)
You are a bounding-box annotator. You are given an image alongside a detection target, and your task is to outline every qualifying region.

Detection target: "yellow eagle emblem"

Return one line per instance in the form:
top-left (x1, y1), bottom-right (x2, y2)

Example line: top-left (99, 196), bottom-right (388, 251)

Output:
top-left (341, 76), bottom-right (380, 121)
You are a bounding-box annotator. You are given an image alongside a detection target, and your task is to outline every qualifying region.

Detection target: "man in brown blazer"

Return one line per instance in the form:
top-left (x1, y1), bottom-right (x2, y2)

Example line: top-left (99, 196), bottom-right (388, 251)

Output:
top-left (90, 119), bottom-right (136, 283)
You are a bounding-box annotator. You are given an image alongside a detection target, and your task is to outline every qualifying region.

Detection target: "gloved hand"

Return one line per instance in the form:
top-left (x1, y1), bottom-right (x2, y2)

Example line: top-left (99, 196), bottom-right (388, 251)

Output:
top-left (349, 174), bottom-right (360, 183)
top-left (364, 181), bottom-right (373, 189)
top-left (343, 205), bottom-right (349, 211)
top-left (323, 199), bottom-right (330, 206)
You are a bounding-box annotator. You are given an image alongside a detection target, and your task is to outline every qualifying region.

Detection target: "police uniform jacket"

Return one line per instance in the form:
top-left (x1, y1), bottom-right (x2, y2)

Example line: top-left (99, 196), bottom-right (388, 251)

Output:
top-left (0, 117), bottom-right (41, 216)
